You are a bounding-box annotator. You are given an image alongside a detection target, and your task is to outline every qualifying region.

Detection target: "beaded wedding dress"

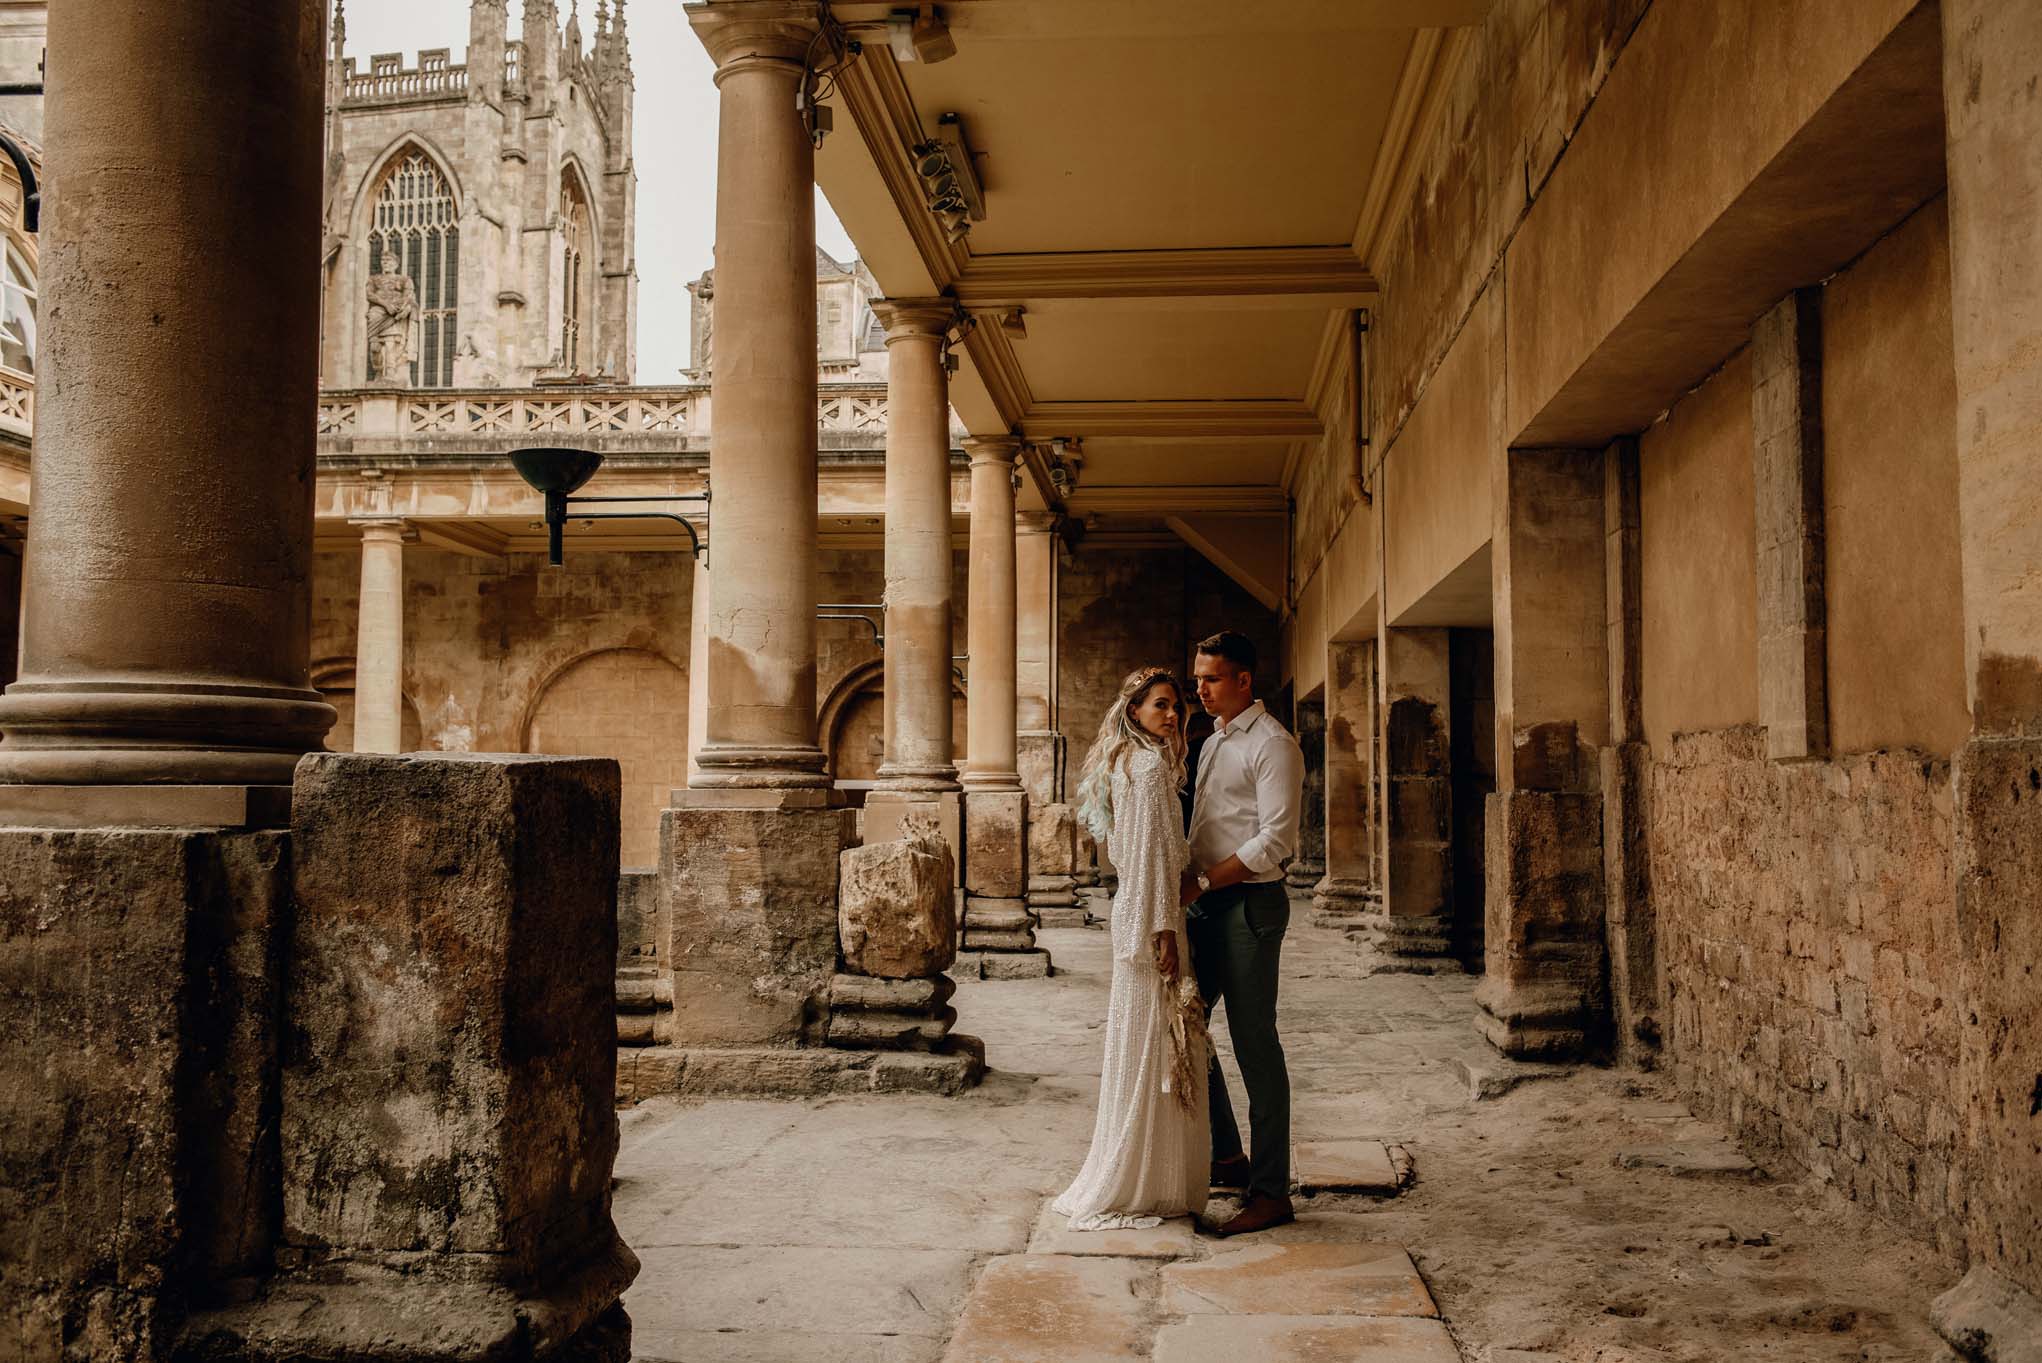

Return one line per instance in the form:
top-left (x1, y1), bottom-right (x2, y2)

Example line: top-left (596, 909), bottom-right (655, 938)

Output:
top-left (1052, 747), bottom-right (1211, 1230)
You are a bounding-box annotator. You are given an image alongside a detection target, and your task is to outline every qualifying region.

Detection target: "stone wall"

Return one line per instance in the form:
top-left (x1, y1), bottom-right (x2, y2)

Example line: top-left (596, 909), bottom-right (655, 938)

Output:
top-left (1651, 726), bottom-right (1964, 1255)
top-left (1059, 542), bottom-right (1280, 785)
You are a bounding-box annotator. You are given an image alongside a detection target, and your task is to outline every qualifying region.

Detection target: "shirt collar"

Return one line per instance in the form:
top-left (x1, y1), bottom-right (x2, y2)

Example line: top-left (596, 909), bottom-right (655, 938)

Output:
top-left (1214, 699), bottom-right (1266, 738)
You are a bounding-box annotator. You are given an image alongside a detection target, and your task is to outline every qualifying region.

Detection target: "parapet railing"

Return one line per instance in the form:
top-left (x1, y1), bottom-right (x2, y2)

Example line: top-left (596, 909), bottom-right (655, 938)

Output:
top-left (343, 51), bottom-right (471, 104)
top-left (0, 365), bottom-right (31, 442)
top-left (316, 384), bottom-right (921, 441)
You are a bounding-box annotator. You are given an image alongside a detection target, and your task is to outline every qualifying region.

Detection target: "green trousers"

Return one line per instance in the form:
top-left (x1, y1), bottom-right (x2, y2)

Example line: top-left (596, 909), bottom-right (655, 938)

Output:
top-left (1187, 881), bottom-right (1292, 1199)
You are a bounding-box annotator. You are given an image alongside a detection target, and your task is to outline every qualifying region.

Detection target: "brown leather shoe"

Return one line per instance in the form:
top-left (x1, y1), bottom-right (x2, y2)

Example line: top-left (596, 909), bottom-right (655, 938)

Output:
top-left (1210, 1193), bottom-right (1295, 1237)
top-left (1209, 1154), bottom-right (1251, 1191)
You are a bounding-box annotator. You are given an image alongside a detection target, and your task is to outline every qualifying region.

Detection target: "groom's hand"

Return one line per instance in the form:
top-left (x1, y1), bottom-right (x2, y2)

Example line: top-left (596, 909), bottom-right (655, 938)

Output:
top-left (1178, 869), bottom-right (1201, 907)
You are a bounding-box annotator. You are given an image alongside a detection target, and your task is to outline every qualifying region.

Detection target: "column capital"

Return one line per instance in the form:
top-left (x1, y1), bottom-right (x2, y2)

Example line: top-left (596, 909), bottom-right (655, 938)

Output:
top-left (685, 0), bottom-right (818, 71)
top-left (961, 433), bottom-right (1023, 467)
top-left (1016, 510), bottom-right (1060, 534)
top-left (871, 297), bottom-right (959, 341)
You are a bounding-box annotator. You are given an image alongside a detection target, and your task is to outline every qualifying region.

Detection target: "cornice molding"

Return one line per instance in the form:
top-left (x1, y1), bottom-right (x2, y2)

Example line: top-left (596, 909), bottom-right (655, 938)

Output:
top-left (953, 246), bottom-right (1376, 306)
top-left (1349, 26), bottom-right (1473, 270)
top-left (835, 46), bottom-right (965, 288)
top-left (960, 313), bottom-right (1035, 429)
top-left (1018, 400), bottom-right (1320, 441)
top-left (1067, 485), bottom-right (1289, 515)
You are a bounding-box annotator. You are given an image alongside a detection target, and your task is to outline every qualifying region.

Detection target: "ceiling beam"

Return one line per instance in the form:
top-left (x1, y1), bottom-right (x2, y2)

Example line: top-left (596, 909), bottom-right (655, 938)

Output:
top-left (1068, 484), bottom-right (1289, 515)
top-left (1020, 399), bottom-right (1321, 441)
top-left (953, 247), bottom-right (1376, 307)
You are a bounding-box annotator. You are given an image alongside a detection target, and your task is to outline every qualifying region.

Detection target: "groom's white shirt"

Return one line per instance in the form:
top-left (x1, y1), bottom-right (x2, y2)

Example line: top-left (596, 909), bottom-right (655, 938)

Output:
top-left (1188, 699), bottom-right (1305, 883)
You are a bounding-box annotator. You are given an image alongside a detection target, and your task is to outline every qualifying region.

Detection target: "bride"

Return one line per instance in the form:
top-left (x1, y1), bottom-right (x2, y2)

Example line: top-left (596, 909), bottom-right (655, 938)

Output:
top-left (1052, 666), bottom-right (1210, 1230)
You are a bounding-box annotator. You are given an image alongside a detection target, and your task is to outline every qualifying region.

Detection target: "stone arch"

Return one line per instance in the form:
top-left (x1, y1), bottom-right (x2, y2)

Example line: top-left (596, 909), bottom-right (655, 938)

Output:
top-left (556, 157), bottom-right (599, 372)
top-left (309, 658), bottom-right (423, 755)
top-left (816, 659), bottom-right (969, 787)
top-left (521, 647), bottom-right (689, 869)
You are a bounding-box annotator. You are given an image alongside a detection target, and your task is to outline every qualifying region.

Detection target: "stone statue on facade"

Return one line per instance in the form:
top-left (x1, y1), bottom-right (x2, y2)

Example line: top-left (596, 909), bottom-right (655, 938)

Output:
top-left (365, 256), bottom-right (419, 386)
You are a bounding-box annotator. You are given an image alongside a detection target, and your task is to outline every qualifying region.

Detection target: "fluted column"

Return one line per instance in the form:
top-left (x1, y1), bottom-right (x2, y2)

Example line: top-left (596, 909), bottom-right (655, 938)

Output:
top-left (685, 0), bottom-right (826, 789)
top-left (961, 436), bottom-right (1021, 791)
top-left (351, 520), bottom-right (410, 754)
top-left (0, 0), bottom-right (333, 788)
top-left (873, 298), bottom-right (960, 792)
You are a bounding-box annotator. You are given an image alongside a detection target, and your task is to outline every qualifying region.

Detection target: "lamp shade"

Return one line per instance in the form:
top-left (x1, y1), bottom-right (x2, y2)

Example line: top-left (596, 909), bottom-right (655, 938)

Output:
top-left (510, 446), bottom-right (604, 495)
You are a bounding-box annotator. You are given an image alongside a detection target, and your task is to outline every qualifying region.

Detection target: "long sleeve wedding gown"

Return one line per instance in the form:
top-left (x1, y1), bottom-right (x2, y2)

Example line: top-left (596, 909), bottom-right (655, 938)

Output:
top-left (1051, 747), bottom-right (1210, 1230)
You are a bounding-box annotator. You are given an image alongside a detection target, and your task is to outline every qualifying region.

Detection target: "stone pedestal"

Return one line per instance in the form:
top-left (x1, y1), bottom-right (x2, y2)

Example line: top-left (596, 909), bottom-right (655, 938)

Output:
top-left (1380, 630), bottom-right (1454, 958)
top-left (965, 788), bottom-right (1026, 899)
top-left (1310, 875), bottom-right (1382, 932)
top-left (1017, 729), bottom-right (1066, 808)
top-left (1473, 789), bottom-right (1609, 1060)
top-left (658, 797), bottom-right (848, 1048)
top-left (0, 827), bottom-right (287, 1361)
top-left (865, 788), bottom-right (962, 887)
top-left (827, 836), bottom-right (980, 1084)
top-left (189, 751), bottom-right (636, 1362)
top-left (1027, 800), bottom-right (1082, 926)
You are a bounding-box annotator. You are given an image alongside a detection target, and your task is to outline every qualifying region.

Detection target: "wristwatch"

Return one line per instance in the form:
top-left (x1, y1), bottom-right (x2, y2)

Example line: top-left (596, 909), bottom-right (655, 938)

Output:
top-left (1194, 871), bottom-right (1212, 894)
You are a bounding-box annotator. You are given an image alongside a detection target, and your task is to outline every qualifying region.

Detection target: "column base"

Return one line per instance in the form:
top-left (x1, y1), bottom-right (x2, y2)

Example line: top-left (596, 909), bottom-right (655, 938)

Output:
top-left (873, 763), bottom-right (961, 792)
top-left (955, 949), bottom-right (1054, 980)
top-left (0, 782), bottom-right (292, 829)
top-left (1478, 789), bottom-right (1609, 1061)
top-left (827, 972), bottom-right (958, 1050)
top-left (0, 681), bottom-right (334, 786)
top-left (179, 1242), bottom-right (637, 1363)
top-left (1309, 876), bottom-right (1380, 929)
top-left (1472, 976), bottom-right (1599, 1060)
top-left (616, 1038), bottom-right (984, 1100)
top-left (1027, 873), bottom-right (1078, 909)
top-left (1285, 857), bottom-right (1325, 889)
top-left (1380, 911), bottom-right (1454, 957)
top-left (687, 742), bottom-right (831, 789)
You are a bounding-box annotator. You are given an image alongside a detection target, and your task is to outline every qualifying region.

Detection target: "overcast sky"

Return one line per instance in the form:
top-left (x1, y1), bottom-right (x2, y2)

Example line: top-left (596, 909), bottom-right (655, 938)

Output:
top-left (342, 0), bottom-right (859, 380)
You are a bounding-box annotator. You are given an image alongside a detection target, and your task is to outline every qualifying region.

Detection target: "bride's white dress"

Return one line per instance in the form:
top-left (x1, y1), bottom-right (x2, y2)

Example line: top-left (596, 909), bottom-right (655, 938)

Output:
top-left (1051, 747), bottom-right (1210, 1229)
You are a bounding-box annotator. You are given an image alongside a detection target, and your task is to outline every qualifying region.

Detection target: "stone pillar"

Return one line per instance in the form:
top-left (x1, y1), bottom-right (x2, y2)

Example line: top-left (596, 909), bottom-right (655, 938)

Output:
top-left (0, 0), bottom-right (333, 809)
top-left (1474, 447), bottom-right (1610, 1060)
top-left (1751, 288), bottom-right (1829, 761)
top-left (685, 552), bottom-right (711, 783)
top-left (1936, 0), bottom-right (2042, 1329)
top-left (1379, 628), bottom-right (1453, 958)
top-left (351, 519), bottom-right (411, 754)
top-left (959, 436), bottom-right (1036, 959)
top-left (1014, 511), bottom-right (1065, 806)
top-left (686, 0), bottom-right (826, 790)
top-left (1287, 695), bottom-right (1327, 888)
top-left (1601, 437), bottom-right (1658, 1065)
top-left (1313, 638), bottom-right (1379, 927)
top-left (961, 437), bottom-right (1022, 793)
top-left (873, 298), bottom-right (960, 792)
top-left (0, 538), bottom-right (19, 690)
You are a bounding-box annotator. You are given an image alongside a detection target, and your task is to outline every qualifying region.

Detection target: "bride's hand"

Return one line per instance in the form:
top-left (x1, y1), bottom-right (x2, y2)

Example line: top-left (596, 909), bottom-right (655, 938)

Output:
top-left (1153, 930), bottom-right (1179, 980)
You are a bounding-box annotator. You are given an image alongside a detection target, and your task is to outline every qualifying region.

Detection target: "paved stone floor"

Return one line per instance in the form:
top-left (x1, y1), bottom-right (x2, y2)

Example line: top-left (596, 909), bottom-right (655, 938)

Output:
top-left (614, 912), bottom-right (1958, 1361)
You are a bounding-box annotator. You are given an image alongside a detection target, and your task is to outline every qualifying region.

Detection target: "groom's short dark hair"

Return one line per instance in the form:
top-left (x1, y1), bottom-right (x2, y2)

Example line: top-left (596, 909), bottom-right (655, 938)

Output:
top-left (1195, 630), bottom-right (1256, 678)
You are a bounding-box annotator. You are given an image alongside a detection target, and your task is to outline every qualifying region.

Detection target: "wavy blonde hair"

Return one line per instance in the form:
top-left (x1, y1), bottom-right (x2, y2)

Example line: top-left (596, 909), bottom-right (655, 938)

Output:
top-left (1074, 666), bottom-right (1187, 842)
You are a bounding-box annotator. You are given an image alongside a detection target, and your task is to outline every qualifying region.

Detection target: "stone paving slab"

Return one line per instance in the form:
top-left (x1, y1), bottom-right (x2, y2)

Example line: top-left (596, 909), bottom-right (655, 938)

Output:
top-left (1026, 1203), bottom-right (1207, 1258)
top-left (939, 1254), bottom-right (1152, 1362)
top-left (1161, 1242), bottom-right (1439, 1318)
top-left (1295, 1138), bottom-right (1400, 1194)
top-left (1151, 1314), bottom-right (1462, 1362)
top-left (625, 1245), bottom-right (973, 1347)
top-left (631, 1328), bottom-right (943, 1363)
top-left (1449, 1052), bottom-right (1575, 1101)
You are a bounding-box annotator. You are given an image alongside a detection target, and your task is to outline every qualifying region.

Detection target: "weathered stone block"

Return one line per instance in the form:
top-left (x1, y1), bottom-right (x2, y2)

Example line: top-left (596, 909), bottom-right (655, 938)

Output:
top-left (1028, 800), bottom-right (1078, 876)
top-left (863, 790), bottom-right (962, 886)
top-left (0, 827), bottom-right (286, 1360)
top-left (964, 788), bottom-right (1026, 898)
top-left (1016, 730), bottom-right (1064, 808)
top-left (616, 867), bottom-right (661, 967)
top-left (661, 803), bottom-right (850, 1046)
top-left (1474, 789), bottom-right (1608, 1059)
top-left (839, 837), bottom-right (957, 979)
top-left (286, 753), bottom-right (625, 1282)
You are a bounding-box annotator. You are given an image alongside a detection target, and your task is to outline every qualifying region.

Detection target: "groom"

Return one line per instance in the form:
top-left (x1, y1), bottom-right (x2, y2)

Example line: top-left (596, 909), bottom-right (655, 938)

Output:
top-left (1179, 630), bottom-right (1304, 1236)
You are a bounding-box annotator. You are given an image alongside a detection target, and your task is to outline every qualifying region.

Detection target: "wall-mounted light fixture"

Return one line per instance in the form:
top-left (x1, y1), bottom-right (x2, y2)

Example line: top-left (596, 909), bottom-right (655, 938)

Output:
top-left (999, 307), bottom-right (1027, 340)
top-left (885, 5), bottom-right (955, 64)
top-left (911, 113), bottom-right (984, 245)
top-left (509, 446), bottom-right (709, 566)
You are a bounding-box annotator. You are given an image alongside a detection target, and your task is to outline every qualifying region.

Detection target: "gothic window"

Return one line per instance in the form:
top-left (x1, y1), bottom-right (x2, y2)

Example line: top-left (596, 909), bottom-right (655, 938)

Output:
top-left (366, 150), bottom-right (458, 388)
top-left (560, 172), bottom-right (594, 372)
top-left (0, 245), bottom-right (34, 375)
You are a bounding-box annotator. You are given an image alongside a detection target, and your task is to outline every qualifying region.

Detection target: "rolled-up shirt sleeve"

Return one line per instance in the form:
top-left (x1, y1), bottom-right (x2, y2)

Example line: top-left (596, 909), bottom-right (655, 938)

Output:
top-left (1230, 735), bottom-right (1304, 875)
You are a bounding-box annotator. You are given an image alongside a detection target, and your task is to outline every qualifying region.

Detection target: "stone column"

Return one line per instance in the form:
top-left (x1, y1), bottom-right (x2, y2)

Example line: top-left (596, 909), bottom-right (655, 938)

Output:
top-left (686, 0), bottom-right (826, 790)
top-left (1014, 511), bottom-right (1064, 806)
top-left (1378, 627), bottom-right (1453, 958)
top-left (961, 437), bottom-right (1022, 793)
top-left (351, 519), bottom-right (411, 754)
top-left (1936, 0), bottom-right (2042, 1333)
top-left (685, 551), bottom-right (712, 783)
top-left (1601, 437), bottom-right (1658, 1066)
top-left (1474, 447), bottom-right (1610, 1060)
top-left (1287, 695), bottom-right (1327, 888)
top-left (872, 298), bottom-right (960, 792)
top-left (1313, 638), bottom-right (1379, 927)
top-left (0, 538), bottom-right (18, 690)
top-left (0, 0), bottom-right (333, 811)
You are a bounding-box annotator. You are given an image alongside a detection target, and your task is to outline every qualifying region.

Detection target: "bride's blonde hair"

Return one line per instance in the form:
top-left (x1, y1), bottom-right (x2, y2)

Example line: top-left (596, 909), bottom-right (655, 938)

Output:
top-left (1073, 666), bottom-right (1187, 841)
